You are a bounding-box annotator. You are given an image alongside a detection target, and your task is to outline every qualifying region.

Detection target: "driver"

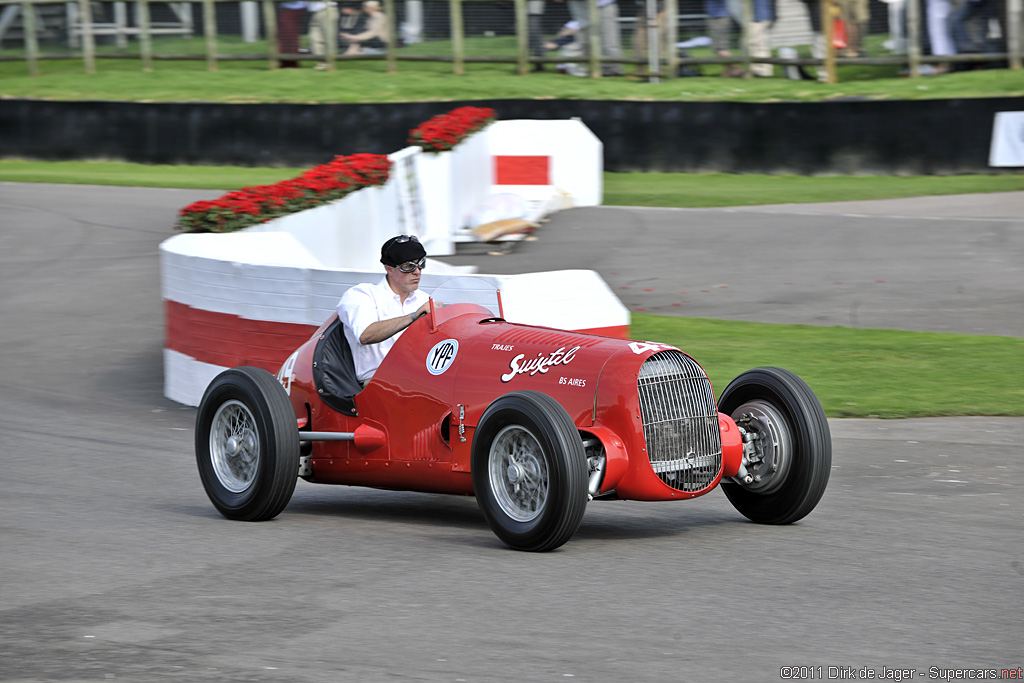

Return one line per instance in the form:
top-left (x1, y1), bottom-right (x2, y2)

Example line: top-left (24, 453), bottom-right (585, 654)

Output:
top-left (337, 235), bottom-right (431, 384)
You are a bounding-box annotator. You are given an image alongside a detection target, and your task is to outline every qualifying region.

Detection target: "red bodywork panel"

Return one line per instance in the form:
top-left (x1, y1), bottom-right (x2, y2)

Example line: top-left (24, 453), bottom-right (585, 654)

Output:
top-left (279, 303), bottom-right (742, 502)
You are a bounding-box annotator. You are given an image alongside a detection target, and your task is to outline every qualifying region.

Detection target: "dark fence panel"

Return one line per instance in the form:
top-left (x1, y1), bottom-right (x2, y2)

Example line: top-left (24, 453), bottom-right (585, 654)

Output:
top-left (2, 97), bottom-right (1021, 174)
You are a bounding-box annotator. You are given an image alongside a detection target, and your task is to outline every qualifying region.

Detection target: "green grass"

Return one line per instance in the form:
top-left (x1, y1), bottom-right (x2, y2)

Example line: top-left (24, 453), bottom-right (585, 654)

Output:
top-left (0, 159), bottom-right (309, 188)
top-left (631, 315), bottom-right (1024, 418)
top-left (2, 160), bottom-right (1022, 206)
top-left (604, 172), bottom-right (1024, 207)
top-left (2, 53), bottom-right (1023, 103)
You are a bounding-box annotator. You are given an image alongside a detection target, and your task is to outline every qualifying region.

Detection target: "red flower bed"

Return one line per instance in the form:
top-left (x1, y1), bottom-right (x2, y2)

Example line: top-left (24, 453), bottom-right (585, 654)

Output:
top-left (176, 106), bottom-right (497, 234)
top-left (409, 106), bottom-right (497, 153)
top-left (176, 153), bottom-right (391, 233)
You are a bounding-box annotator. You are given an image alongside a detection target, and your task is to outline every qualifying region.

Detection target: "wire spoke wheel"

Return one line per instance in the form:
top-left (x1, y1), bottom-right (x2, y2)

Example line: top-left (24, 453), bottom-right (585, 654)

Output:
top-left (489, 425), bottom-right (550, 522)
top-left (209, 399), bottom-right (260, 494)
top-left (472, 391), bottom-right (588, 552)
top-left (195, 367), bottom-right (300, 522)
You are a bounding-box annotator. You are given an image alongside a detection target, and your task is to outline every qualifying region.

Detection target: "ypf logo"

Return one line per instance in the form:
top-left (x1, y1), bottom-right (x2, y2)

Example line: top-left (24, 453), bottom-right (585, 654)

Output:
top-left (426, 339), bottom-right (459, 375)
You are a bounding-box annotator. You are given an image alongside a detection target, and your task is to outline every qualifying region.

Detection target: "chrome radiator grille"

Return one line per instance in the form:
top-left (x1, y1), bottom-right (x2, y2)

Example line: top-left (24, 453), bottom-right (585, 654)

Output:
top-left (637, 351), bottom-right (722, 492)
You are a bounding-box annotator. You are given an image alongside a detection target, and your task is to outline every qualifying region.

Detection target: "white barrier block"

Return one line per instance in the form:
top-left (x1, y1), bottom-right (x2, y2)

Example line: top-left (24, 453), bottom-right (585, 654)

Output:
top-left (164, 348), bottom-right (229, 407)
top-left (495, 270), bottom-right (629, 332)
top-left (488, 119), bottom-right (603, 208)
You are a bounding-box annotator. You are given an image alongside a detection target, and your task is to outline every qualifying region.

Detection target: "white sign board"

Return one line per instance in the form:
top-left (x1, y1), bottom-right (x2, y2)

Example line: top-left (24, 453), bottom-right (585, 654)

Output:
top-left (989, 112), bottom-right (1024, 167)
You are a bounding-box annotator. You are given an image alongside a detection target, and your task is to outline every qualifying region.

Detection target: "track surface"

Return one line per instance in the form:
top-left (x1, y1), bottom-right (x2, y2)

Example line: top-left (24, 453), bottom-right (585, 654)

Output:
top-left (1, 183), bottom-right (1021, 682)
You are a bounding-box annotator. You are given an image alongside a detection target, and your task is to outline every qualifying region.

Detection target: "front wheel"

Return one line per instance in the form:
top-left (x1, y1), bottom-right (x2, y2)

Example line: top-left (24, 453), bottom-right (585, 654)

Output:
top-left (718, 367), bottom-right (831, 524)
top-left (471, 391), bottom-right (588, 552)
top-left (195, 367), bottom-right (300, 521)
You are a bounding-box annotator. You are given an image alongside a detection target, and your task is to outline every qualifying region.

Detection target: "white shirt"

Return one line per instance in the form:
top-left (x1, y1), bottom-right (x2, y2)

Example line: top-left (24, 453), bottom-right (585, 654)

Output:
top-left (337, 276), bottom-right (429, 382)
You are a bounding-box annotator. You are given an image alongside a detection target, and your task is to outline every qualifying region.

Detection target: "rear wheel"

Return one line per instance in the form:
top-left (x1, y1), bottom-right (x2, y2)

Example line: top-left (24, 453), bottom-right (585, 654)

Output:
top-left (195, 367), bottom-right (300, 521)
top-left (472, 391), bottom-right (588, 551)
top-left (718, 367), bottom-right (831, 524)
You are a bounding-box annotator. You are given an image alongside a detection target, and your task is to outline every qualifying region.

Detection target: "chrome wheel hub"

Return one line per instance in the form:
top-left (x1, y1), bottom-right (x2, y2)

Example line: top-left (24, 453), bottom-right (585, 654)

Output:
top-left (210, 399), bottom-right (260, 494)
top-left (732, 400), bottom-right (792, 493)
top-left (489, 425), bottom-right (549, 522)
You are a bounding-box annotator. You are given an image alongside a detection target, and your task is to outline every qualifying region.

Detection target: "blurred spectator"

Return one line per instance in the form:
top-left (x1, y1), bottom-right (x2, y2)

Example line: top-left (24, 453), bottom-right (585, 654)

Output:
top-left (798, 0), bottom-right (827, 79)
top-left (730, 0), bottom-right (776, 76)
top-left (308, 0), bottom-right (339, 69)
top-left (566, 0), bottom-right (624, 76)
top-left (598, 0), bottom-right (624, 76)
top-left (546, 19), bottom-right (585, 75)
top-left (632, 0), bottom-right (663, 77)
top-left (880, 0), bottom-right (907, 53)
top-left (778, 45), bottom-right (816, 79)
top-left (401, 0), bottom-right (423, 45)
top-left (341, 0), bottom-right (388, 54)
top-left (925, 0), bottom-right (956, 72)
top-left (704, 0), bottom-right (743, 76)
top-left (339, 1), bottom-right (367, 34)
top-left (950, 0), bottom-right (1001, 54)
top-left (278, 0), bottom-right (308, 68)
top-left (529, 0), bottom-right (546, 72)
top-left (836, 0), bottom-right (869, 55)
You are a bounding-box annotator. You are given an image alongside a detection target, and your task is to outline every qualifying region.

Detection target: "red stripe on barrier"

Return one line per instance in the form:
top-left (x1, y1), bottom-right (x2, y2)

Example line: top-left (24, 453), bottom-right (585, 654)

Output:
top-left (165, 300), bottom-right (317, 373)
top-left (494, 155), bottom-right (550, 185)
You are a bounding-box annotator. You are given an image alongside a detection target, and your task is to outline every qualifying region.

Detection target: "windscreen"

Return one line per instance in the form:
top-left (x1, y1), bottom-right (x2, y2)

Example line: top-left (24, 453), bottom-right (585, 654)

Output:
top-left (428, 276), bottom-right (502, 318)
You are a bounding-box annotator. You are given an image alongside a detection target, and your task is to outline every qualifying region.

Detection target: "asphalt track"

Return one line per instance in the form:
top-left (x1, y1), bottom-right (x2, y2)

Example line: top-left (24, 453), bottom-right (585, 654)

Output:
top-left (1, 182), bottom-right (1022, 682)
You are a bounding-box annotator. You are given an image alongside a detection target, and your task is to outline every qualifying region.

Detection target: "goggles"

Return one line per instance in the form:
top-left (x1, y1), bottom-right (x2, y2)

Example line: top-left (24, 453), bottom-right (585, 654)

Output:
top-left (396, 258), bottom-right (426, 274)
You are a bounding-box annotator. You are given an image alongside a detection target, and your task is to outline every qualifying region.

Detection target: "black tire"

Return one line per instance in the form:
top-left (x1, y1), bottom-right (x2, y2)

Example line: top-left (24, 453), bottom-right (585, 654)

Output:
top-left (471, 391), bottom-right (588, 552)
top-left (718, 367), bottom-right (831, 524)
top-left (195, 367), bottom-right (300, 521)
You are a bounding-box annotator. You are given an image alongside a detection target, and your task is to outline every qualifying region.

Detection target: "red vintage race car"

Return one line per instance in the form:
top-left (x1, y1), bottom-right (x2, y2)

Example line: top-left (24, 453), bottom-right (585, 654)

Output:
top-left (195, 279), bottom-right (831, 551)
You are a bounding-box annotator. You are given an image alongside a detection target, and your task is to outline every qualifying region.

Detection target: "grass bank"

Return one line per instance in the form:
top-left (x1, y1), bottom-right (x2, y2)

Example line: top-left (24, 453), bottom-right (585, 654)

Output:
top-left (2, 159), bottom-right (1022, 207)
top-left (1, 58), bottom-right (1022, 104)
top-left (632, 315), bottom-right (1024, 418)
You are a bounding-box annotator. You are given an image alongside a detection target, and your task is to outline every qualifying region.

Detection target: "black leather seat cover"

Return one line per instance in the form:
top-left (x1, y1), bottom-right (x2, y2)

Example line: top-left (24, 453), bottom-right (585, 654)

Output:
top-left (311, 317), bottom-right (361, 416)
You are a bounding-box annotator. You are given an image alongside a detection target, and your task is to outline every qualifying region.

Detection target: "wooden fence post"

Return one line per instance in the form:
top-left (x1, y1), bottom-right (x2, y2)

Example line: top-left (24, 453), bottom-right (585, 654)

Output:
top-left (114, 1), bottom-right (127, 48)
top-left (262, 0), bottom-right (278, 69)
top-left (449, 0), bottom-right (464, 74)
top-left (1009, 0), bottom-right (1022, 70)
top-left (644, 0), bottom-right (659, 79)
top-left (741, 0), bottom-right (751, 78)
top-left (587, 0), bottom-right (600, 77)
top-left (906, 0), bottom-right (920, 77)
top-left (21, 0), bottom-right (39, 76)
top-left (138, 0), bottom-right (153, 71)
top-left (821, 0), bottom-right (837, 83)
top-left (79, 0), bottom-right (95, 73)
top-left (384, 0), bottom-right (396, 72)
top-left (664, 0), bottom-right (678, 79)
top-left (324, 3), bottom-right (337, 69)
top-left (202, 0), bottom-right (217, 70)
top-left (514, 0), bottom-right (528, 75)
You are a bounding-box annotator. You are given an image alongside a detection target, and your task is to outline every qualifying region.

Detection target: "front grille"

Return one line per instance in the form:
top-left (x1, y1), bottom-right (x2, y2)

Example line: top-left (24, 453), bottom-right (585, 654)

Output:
top-left (637, 351), bottom-right (722, 492)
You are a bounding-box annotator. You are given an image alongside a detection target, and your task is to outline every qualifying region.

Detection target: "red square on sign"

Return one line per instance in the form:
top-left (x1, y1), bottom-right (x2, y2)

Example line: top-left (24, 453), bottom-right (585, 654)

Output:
top-left (494, 155), bottom-right (550, 185)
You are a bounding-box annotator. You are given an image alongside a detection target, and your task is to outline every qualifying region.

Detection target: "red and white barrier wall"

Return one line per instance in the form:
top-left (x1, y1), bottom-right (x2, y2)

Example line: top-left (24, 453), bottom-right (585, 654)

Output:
top-left (160, 119), bottom-right (625, 407)
top-left (395, 118), bottom-right (604, 255)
